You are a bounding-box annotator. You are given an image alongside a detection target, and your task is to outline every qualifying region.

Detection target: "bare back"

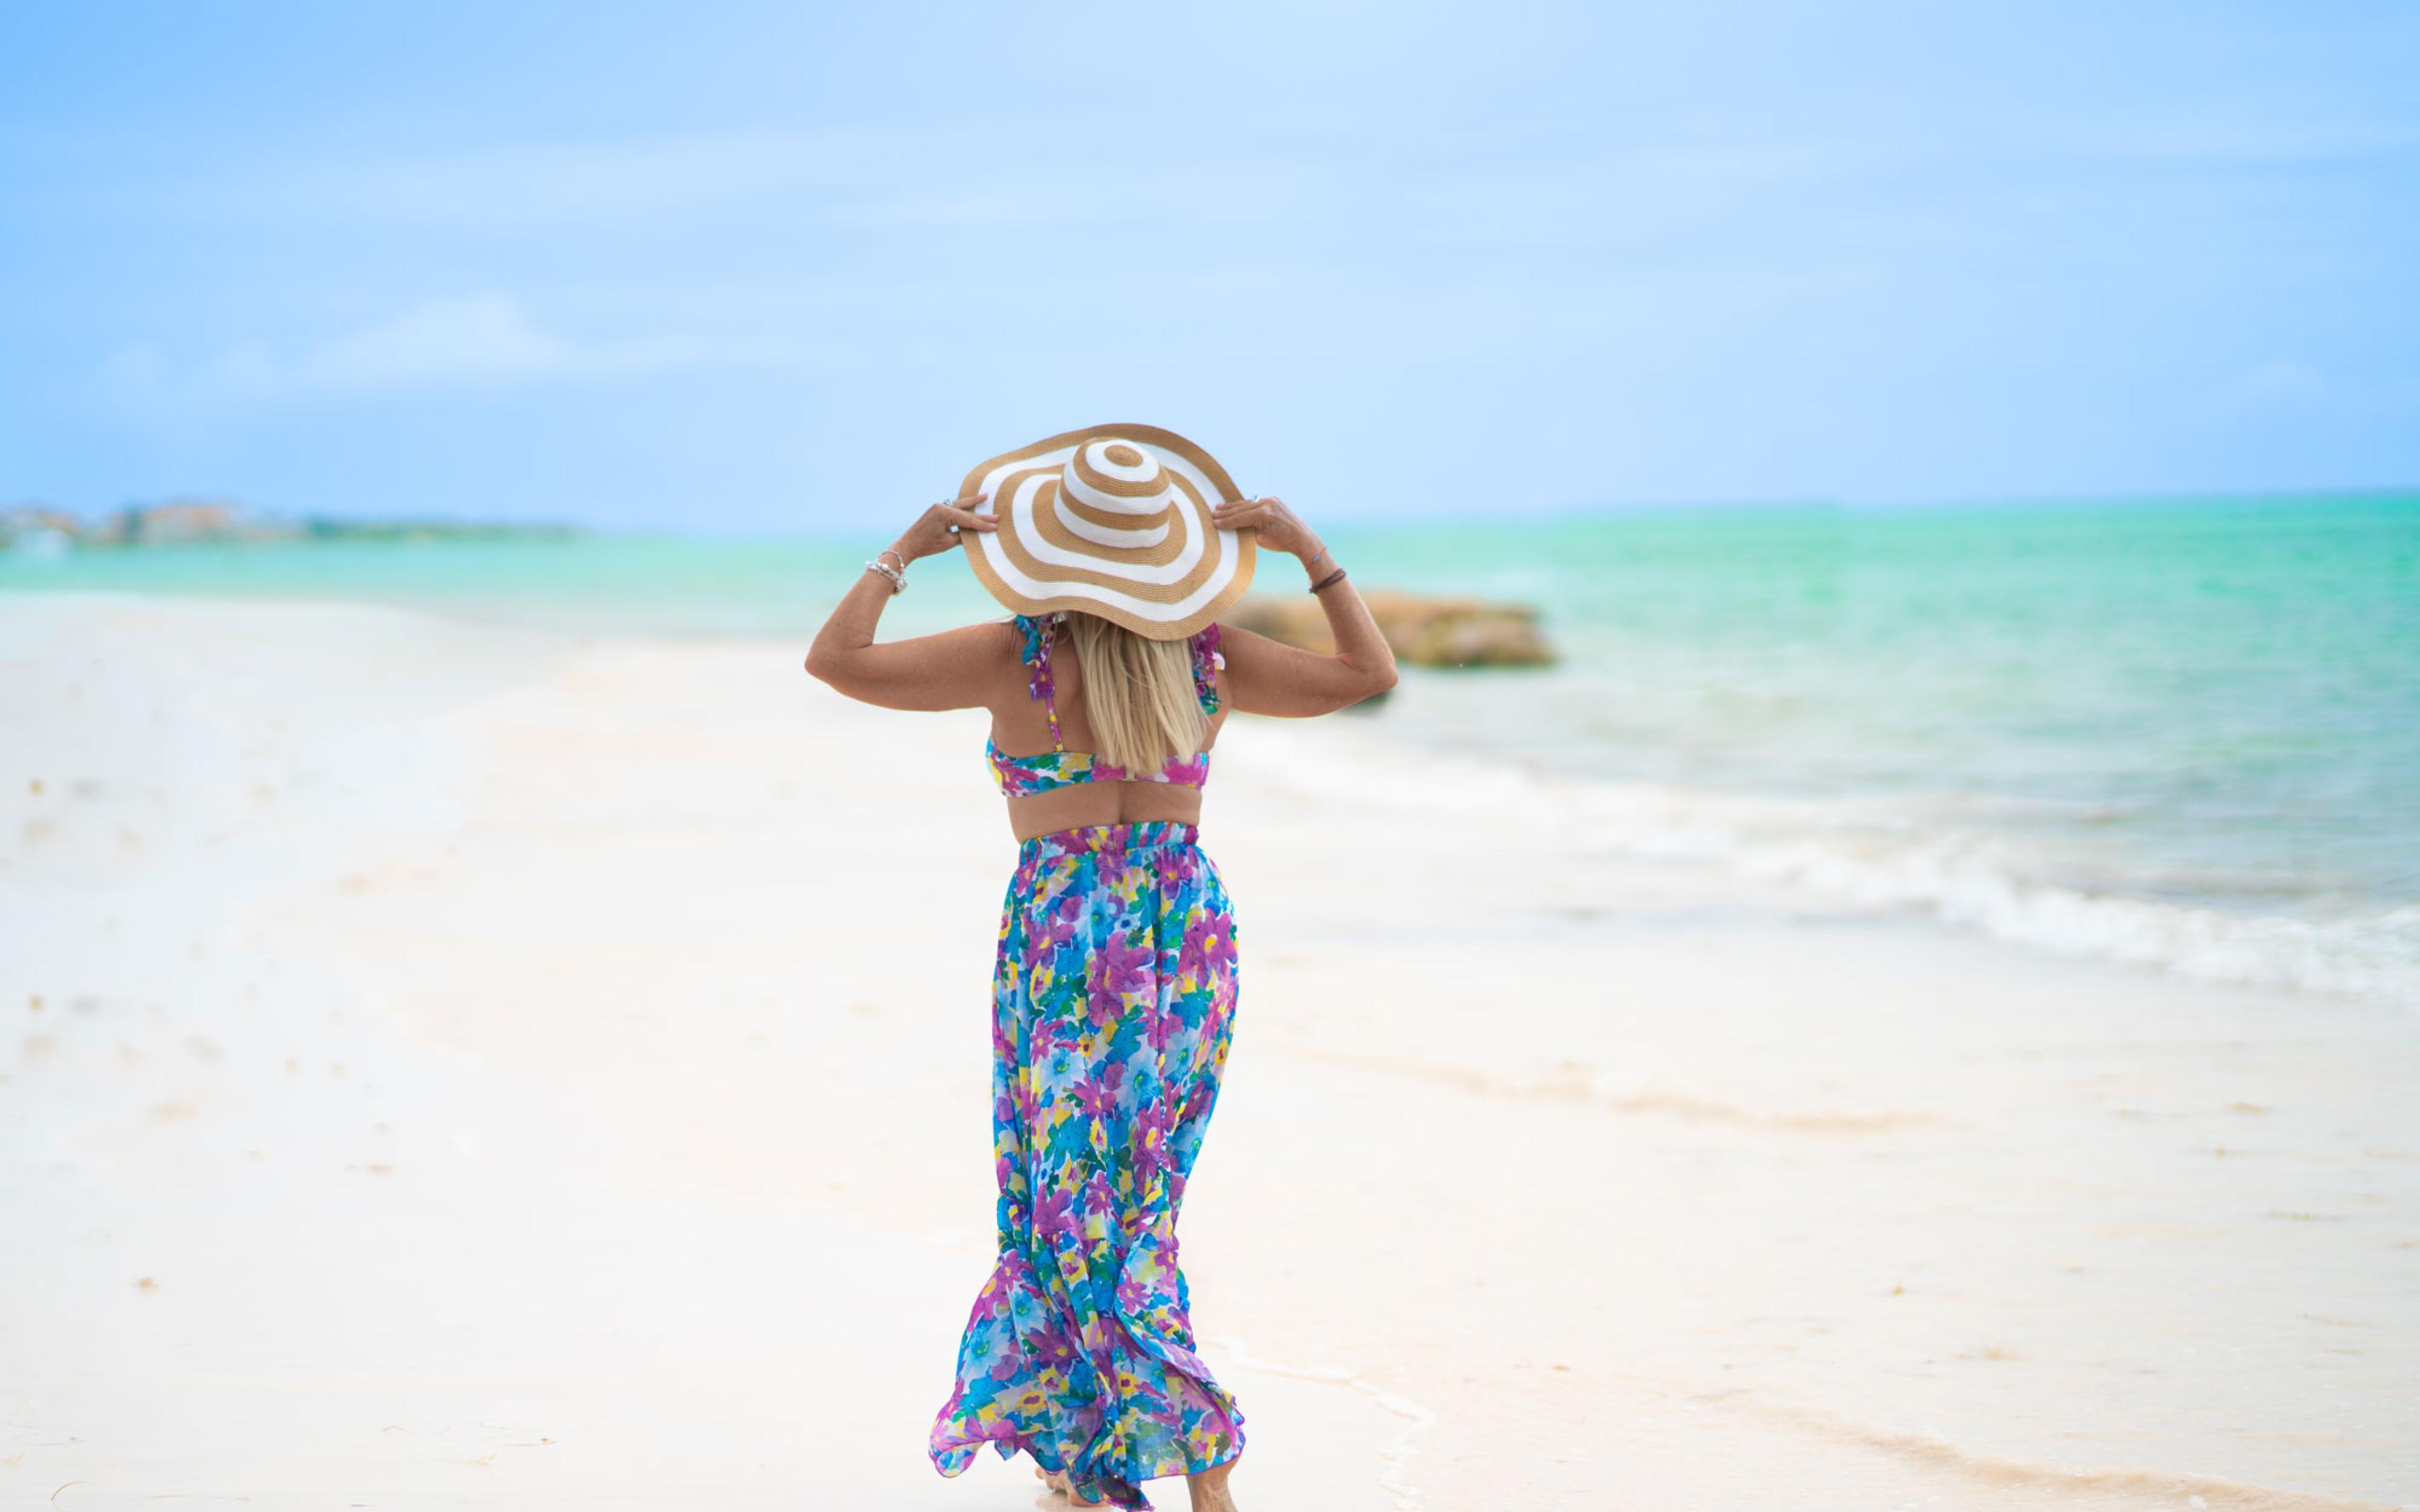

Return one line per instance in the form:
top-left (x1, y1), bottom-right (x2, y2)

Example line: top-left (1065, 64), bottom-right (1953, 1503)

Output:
top-left (985, 619), bottom-right (1228, 840)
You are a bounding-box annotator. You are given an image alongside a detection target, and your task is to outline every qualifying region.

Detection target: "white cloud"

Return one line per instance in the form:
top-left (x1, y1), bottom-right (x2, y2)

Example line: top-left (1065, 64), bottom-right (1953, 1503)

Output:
top-left (296, 294), bottom-right (573, 389)
top-left (102, 293), bottom-right (800, 411)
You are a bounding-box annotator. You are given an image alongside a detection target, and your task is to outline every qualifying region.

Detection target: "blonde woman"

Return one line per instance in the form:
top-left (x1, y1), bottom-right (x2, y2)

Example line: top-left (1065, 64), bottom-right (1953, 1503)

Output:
top-left (805, 428), bottom-right (1396, 1511)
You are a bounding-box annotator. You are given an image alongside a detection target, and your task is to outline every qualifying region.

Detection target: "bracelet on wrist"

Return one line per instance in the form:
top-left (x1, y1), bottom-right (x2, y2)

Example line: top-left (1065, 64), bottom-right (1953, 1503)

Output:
top-left (865, 557), bottom-right (906, 593)
top-left (1309, 566), bottom-right (1347, 594)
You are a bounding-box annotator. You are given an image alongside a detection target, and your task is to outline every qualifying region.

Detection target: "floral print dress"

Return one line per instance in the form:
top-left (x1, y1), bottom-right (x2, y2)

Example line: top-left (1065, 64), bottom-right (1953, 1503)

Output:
top-left (928, 618), bottom-right (1245, 1509)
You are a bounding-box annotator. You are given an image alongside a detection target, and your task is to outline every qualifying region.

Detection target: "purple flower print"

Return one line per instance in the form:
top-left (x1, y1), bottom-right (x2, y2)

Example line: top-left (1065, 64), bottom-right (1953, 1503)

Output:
top-left (1032, 1188), bottom-right (1077, 1240)
top-left (1032, 1322), bottom-right (1078, 1366)
top-left (1131, 1101), bottom-right (1172, 1179)
top-left (1087, 930), bottom-right (1155, 1031)
top-left (1072, 1060), bottom-right (1127, 1122)
top-left (1080, 1171), bottom-right (1119, 1233)
top-left (1102, 930), bottom-right (1156, 994)
top-left (1115, 1269), bottom-right (1151, 1318)
top-left (1042, 891), bottom-right (1081, 949)
top-left (1139, 999), bottom-right (1173, 1053)
top-left (1179, 914), bottom-right (1230, 983)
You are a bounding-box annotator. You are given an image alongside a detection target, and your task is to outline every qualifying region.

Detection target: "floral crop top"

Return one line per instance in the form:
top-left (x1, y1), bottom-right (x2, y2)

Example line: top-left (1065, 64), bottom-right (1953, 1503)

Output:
top-left (986, 612), bottom-right (1224, 797)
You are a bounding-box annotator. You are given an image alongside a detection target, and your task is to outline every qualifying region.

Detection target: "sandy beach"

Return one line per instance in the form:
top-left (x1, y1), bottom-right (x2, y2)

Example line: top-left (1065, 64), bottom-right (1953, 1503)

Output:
top-left (4, 592), bottom-right (2415, 1511)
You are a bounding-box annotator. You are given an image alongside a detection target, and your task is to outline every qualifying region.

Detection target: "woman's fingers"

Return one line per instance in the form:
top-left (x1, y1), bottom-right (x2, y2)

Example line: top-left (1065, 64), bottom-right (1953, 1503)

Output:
top-left (902, 492), bottom-right (993, 554)
top-left (1213, 495), bottom-right (1297, 530)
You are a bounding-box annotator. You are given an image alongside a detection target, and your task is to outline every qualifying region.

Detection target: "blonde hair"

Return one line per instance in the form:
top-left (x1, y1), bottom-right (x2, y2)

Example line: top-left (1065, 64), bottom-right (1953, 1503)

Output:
top-left (1066, 613), bottom-right (1207, 772)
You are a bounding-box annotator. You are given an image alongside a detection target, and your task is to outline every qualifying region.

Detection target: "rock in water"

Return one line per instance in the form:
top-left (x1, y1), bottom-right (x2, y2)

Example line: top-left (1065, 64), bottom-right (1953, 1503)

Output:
top-left (1226, 588), bottom-right (1557, 668)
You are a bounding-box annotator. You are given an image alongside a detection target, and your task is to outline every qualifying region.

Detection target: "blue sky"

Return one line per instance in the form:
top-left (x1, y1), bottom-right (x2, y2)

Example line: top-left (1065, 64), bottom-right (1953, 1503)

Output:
top-left (3, 1), bottom-right (2415, 532)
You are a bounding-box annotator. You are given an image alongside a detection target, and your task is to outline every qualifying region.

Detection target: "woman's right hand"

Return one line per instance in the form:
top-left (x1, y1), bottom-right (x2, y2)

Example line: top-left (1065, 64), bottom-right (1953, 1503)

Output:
top-left (892, 492), bottom-right (995, 563)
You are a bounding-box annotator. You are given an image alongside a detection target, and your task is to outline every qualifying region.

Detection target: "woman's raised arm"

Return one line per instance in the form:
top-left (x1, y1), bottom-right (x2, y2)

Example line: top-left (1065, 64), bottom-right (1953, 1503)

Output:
top-left (1210, 496), bottom-right (1398, 717)
top-left (805, 494), bottom-right (1010, 712)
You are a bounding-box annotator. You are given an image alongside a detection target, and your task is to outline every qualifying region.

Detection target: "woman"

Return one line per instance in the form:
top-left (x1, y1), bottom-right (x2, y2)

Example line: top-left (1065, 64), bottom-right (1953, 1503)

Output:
top-left (804, 427), bottom-right (1397, 1511)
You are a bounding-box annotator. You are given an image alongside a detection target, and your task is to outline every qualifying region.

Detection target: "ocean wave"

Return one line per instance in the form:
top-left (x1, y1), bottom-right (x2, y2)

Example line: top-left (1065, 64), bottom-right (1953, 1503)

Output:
top-left (1232, 723), bottom-right (2420, 1011)
top-left (1214, 1336), bottom-right (1433, 1512)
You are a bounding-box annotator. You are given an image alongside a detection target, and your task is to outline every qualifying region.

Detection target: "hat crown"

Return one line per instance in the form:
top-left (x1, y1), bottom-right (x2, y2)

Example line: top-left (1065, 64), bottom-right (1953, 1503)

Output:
top-left (1065, 439), bottom-right (1172, 509)
top-left (1056, 438), bottom-right (1177, 547)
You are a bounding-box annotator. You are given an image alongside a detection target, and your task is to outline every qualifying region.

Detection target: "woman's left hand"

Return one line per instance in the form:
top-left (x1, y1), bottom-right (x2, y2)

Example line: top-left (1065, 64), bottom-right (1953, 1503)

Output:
top-left (1210, 495), bottom-right (1322, 561)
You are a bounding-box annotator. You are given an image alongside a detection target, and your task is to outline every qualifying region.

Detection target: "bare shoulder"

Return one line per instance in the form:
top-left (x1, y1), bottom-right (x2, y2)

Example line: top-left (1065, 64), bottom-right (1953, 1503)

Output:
top-left (961, 616), bottom-right (1025, 668)
top-left (912, 616), bottom-right (1024, 663)
top-left (974, 616), bottom-right (1035, 701)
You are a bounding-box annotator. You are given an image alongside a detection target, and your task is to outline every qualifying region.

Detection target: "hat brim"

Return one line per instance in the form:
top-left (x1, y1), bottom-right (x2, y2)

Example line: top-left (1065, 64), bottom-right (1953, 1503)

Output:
top-left (959, 423), bottom-right (1257, 641)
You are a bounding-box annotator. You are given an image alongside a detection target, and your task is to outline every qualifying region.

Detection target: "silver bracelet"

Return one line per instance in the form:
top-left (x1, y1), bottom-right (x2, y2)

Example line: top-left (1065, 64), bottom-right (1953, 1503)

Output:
top-left (865, 558), bottom-right (906, 594)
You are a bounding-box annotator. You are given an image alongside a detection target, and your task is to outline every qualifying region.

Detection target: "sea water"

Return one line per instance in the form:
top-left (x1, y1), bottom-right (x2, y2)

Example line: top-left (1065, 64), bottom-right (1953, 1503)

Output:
top-left (8, 493), bottom-right (2414, 1004)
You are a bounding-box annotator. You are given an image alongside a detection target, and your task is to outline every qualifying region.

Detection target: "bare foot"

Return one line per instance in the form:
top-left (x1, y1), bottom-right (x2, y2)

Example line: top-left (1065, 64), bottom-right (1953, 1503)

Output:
top-left (1187, 1455), bottom-right (1241, 1512)
top-left (1035, 1463), bottom-right (1108, 1507)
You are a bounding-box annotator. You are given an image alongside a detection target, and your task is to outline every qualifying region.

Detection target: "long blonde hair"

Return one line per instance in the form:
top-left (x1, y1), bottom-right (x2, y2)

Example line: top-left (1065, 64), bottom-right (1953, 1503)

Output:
top-left (1066, 613), bottom-right (1207, 771)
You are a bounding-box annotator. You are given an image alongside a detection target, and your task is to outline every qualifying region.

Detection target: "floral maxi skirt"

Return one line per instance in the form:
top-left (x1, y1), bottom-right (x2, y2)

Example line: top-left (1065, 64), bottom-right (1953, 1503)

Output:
top-left (929, 821), bottom-right (1246, 1509)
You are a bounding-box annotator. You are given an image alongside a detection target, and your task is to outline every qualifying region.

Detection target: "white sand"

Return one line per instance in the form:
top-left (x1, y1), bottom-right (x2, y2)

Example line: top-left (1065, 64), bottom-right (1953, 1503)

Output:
top-left (3, 593), bottom-right (2414, 1511)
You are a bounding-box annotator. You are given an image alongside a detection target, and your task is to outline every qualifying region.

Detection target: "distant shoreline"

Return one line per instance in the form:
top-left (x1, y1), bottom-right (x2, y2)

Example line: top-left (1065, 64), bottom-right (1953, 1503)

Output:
top-left (2, 486), bottom-right (2416, 556)
top-left (0, 499), bottom-right (575, 553)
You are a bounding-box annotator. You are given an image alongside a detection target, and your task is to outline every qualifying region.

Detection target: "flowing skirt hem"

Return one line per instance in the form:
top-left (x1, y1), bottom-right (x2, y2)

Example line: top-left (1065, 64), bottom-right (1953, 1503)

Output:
top-left (928, 1247), bottom-right (1246, 1510)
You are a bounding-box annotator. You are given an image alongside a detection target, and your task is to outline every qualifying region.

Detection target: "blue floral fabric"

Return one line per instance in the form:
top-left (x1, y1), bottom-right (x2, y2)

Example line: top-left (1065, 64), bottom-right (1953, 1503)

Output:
top-left (928, 820), bottom-right (1245, 1509)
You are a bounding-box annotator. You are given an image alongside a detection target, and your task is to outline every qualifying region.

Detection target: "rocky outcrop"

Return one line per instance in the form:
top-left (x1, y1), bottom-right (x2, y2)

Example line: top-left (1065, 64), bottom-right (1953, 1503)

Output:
top-left (1226, 587), bottom-right (1557, 668)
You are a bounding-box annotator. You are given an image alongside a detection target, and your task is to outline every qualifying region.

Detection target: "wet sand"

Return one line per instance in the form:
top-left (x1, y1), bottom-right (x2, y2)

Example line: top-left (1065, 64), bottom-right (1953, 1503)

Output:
top-left (4, 594), bottom-right (2414, 1510)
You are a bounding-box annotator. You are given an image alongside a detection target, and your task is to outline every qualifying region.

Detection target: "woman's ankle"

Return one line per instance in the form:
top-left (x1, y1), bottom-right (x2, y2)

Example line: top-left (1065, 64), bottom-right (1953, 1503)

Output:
top-left (1187, 1453), bottom-right (1239, 1507)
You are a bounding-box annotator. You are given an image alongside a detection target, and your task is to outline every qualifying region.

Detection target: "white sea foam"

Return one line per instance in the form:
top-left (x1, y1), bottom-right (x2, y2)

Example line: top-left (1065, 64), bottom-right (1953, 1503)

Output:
top-left (1216, 1336), bottom-right (1434, 1512)
top-left (1228, 721), bottom-right (2420, 1010)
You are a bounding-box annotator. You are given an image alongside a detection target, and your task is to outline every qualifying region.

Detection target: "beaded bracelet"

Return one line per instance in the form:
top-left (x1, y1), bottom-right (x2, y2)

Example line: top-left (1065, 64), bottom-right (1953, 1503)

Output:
top-left (865, 556), bottom-right (906, 593)
top-left (1310, 566), bottom-right (1347, 593)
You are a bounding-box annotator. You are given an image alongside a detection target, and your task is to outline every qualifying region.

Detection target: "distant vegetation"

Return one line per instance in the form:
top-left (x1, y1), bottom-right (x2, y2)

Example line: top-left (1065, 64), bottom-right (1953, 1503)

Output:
top-left (0, 498), bottom-right (575, 551)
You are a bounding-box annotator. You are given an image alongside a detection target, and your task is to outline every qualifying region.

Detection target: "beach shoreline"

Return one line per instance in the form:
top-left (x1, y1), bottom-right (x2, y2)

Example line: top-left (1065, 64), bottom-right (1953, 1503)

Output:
top-left (9, 493), bottom-right (2411, 1020)
top-left (4, 592), bottom-right (2415, 1510)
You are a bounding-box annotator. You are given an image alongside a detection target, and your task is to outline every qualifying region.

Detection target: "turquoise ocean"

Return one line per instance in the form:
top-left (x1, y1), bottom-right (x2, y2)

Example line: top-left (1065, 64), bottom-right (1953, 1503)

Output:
top-left (8, 493), bottom-right (2416, 1005)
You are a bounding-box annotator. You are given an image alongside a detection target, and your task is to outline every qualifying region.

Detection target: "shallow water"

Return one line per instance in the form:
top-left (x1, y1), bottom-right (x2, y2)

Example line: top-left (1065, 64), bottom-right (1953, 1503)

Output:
top-left (8, 493), bottom-right (2415, 1004)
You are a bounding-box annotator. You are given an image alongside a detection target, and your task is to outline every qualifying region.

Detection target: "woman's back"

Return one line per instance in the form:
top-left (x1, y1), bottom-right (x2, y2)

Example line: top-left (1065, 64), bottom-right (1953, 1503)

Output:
top-left (986, 612), bottom-right (1228, 840)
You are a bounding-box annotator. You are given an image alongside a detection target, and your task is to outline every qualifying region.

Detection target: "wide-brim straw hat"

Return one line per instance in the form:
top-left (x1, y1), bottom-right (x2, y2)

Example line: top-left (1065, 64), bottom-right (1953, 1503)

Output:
top-left (958, 423), bottom-right (1257, 641)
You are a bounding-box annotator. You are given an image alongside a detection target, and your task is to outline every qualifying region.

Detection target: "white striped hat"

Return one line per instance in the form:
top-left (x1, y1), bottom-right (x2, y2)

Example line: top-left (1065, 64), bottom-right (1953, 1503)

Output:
top-left (958, 423), bottom-right (1257, 641)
